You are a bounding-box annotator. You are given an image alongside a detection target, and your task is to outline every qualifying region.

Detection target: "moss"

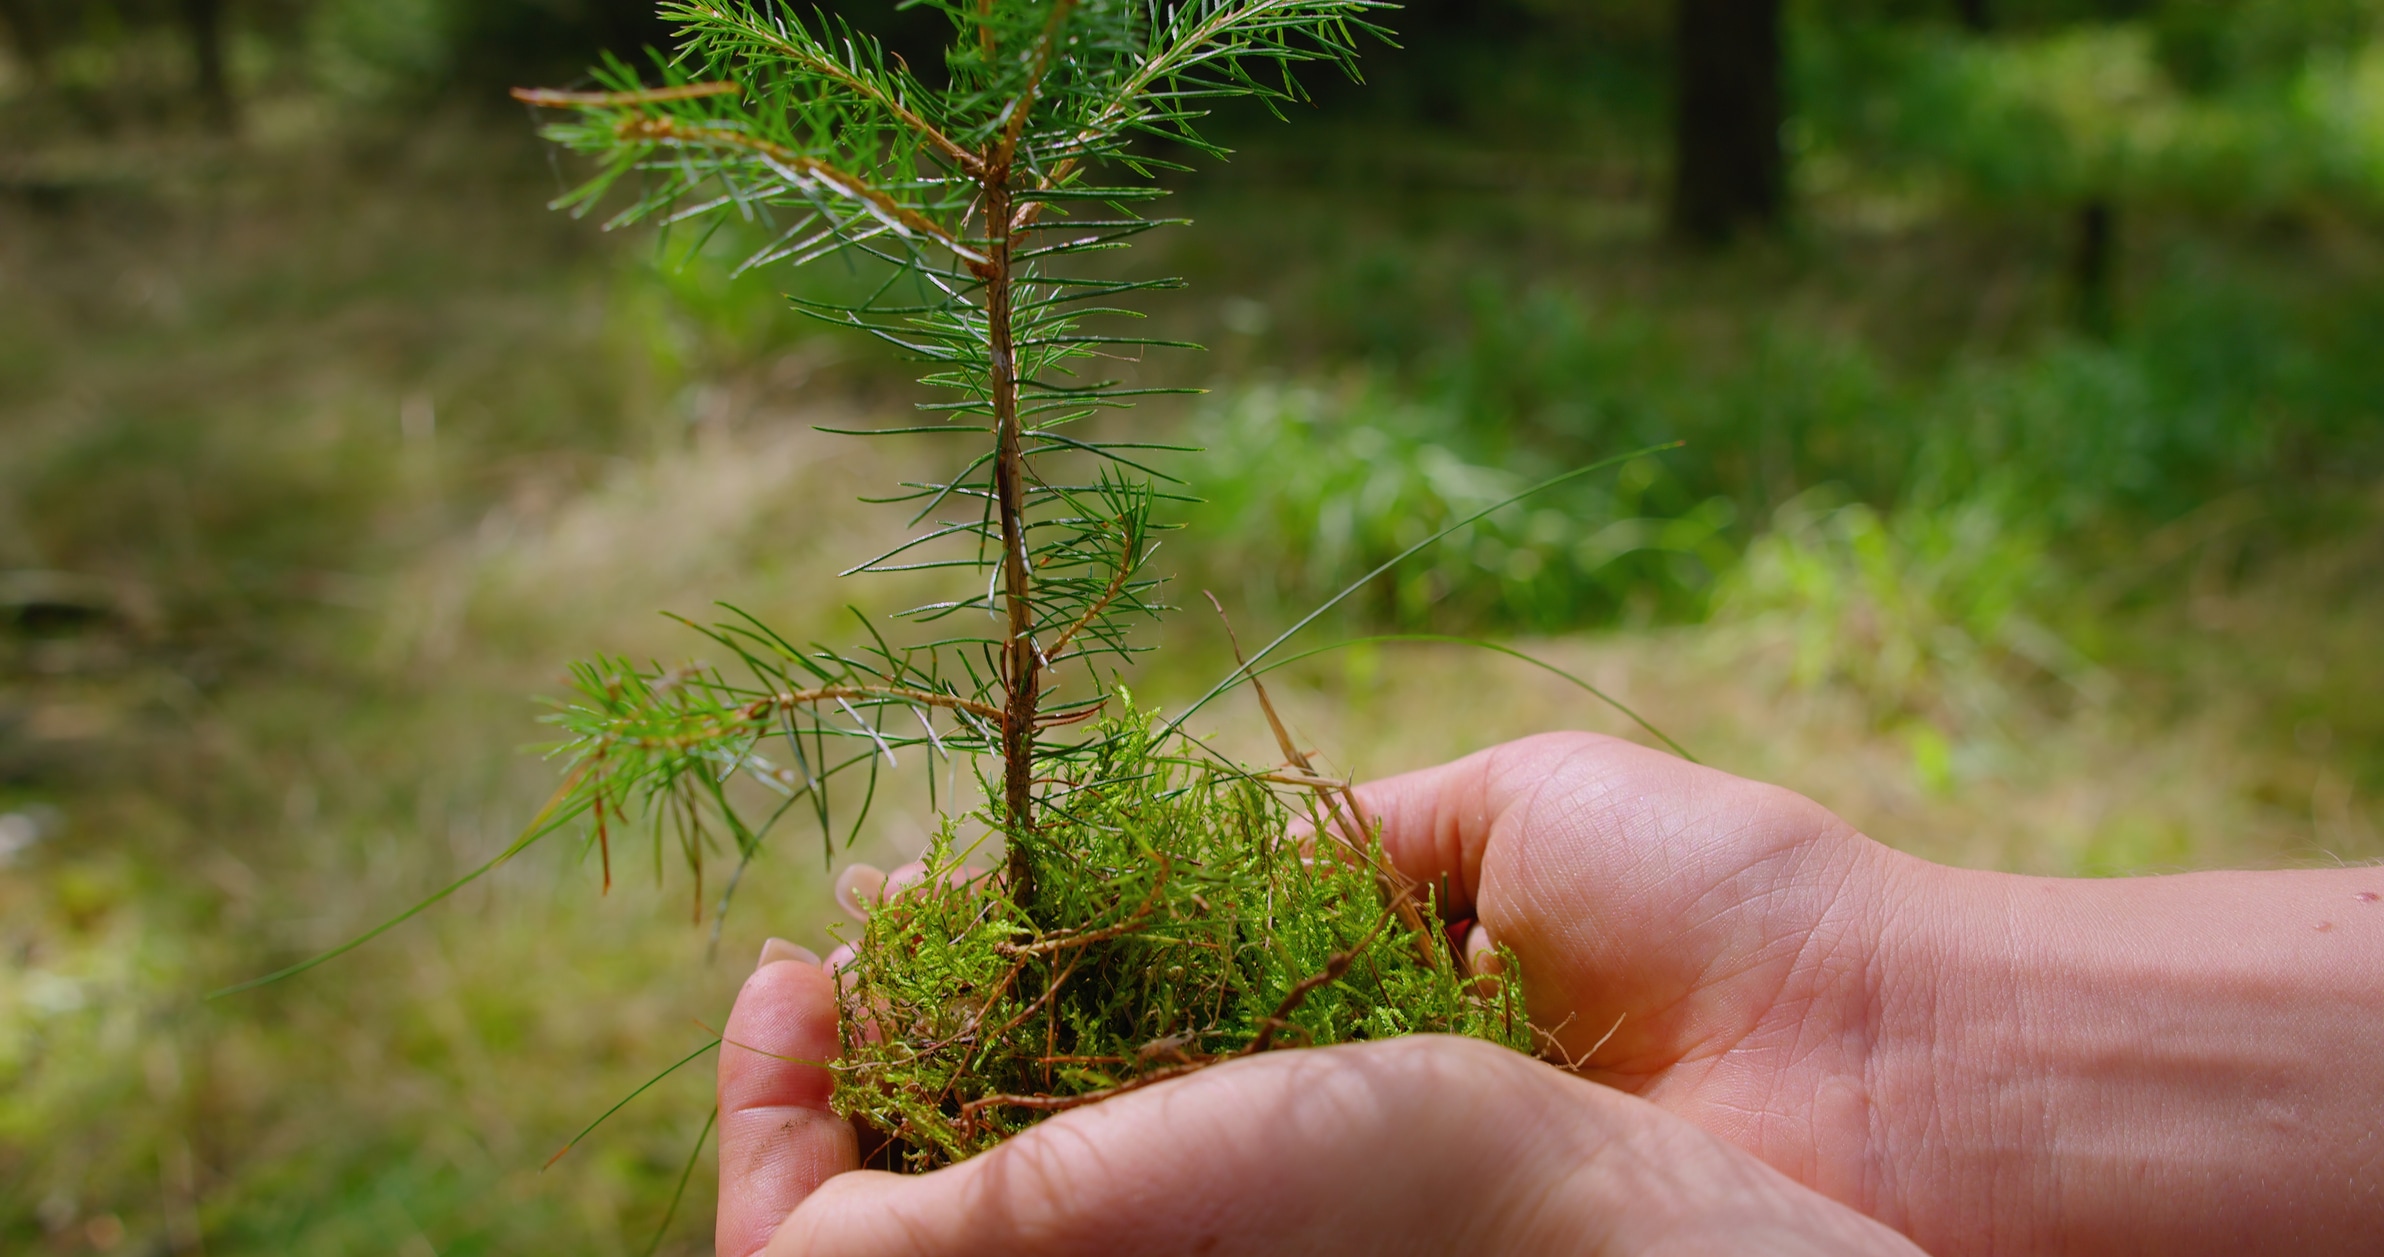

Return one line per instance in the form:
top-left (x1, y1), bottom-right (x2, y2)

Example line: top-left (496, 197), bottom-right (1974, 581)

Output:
top-left (830, 701), bottom-right (1529, 1170)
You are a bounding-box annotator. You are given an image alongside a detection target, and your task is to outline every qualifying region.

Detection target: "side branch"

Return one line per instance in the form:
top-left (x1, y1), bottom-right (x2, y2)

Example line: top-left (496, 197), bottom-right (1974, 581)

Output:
top-left (615, 117), bottom-right (988, 266)
top-left (735, 686), bottom-right (1007, 725)
top-left (988, 0), bottom-right (1081, 174)
top-left (511, 81), bottom-right (742, 107)
top-left (587, 684), bottom-right (1001, 756)
top-left (1009, 0), bottom-right (1363, 235)
top-left (1044, 519), bottom-right (1141, 661)
top-left (677, 3), bottom-right (988, 178)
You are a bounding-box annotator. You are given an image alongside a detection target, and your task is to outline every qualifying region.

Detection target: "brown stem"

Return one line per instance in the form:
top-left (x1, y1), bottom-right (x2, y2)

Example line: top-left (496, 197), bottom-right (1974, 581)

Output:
top-left (960, 1060), bottom-right (1209, 1126)
top-left (510, 81), bottom-right (742, 107)
top-left (986, 180), bottom-right (1039, 909)
top-left (610, 117), bottom-right (986, 266)
top-left (1243, 882), bottom-right (1418, 1055)
top-left (984, 1), bottom-right (1081, 912)
top-left (1045, 511), bottom-right (1139, 661)
top-left (991, 0), bottom-right (1081, 174)
top-left (1205, 591), bottom-right (1436, 960)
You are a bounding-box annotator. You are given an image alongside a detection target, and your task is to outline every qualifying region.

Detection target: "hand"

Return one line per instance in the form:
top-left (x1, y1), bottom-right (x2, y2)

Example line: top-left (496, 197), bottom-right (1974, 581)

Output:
top-left (1357, 732), bottom-right (2384, 1256)
top-left (716, 946), bottom-right (1926, 1257)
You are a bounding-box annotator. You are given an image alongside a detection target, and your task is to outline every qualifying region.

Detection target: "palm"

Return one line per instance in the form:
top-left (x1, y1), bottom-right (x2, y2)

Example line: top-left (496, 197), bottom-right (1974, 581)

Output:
top-left (1361, 733), bottom-right (1904, 1203)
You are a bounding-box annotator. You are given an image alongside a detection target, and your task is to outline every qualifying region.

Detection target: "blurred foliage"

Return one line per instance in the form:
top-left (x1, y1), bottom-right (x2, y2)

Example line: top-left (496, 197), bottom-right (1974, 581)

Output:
top-left (1802, 17), bottom-right (2384, 207)
top-left (1189, 258), bottom-right (2384, 640)
top-left (1714, 485), bottom-right (2092, 737)
top-left (1190, 380), bottom-right (1737, 630)
top-left (307, 0), bottom-right (672, 99)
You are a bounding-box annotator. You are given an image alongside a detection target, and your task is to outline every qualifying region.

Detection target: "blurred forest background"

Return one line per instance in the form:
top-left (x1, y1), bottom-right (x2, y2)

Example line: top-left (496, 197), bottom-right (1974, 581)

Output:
top-left (3, 0), bottom-right (2380, 1252)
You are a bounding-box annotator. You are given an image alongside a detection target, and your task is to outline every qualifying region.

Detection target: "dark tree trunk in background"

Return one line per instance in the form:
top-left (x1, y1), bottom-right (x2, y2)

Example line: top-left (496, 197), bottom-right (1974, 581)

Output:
top-left (0, 0), bottom-right (49, 84)
top-left (1954, 0), bottom-right (1993, 33)
top-left (182, 0), bottom-right (234, 131)
top-left (2071, 198), bottom-right (2118, 338)
top-left (1669, 0), bottom-right (1785, 246)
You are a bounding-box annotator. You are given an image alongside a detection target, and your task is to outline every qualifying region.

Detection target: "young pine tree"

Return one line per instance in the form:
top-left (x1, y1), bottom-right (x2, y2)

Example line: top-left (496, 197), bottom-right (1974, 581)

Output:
top-left (515, 0), bottom-right (1530, 1169)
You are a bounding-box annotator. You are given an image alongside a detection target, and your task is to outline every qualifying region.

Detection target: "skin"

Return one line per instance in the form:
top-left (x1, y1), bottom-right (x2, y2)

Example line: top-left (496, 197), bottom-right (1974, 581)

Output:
top-left (719, 958), bottom-right (1924, 1257)
top-left (1361, 733), bottom-right (2384, 1254)
top-left (720, 732), bottom-right (2384, 1255)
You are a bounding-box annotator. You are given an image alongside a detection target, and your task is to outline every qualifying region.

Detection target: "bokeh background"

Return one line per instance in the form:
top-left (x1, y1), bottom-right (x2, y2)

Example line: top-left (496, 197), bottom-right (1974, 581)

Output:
top-left (4, 1), bottom-right (2380, 1252)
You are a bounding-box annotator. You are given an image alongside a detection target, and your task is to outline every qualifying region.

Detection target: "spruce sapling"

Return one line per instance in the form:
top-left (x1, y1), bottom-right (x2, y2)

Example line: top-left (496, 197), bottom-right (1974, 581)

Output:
top-left (513, 0), bottom-right (1534, 1170)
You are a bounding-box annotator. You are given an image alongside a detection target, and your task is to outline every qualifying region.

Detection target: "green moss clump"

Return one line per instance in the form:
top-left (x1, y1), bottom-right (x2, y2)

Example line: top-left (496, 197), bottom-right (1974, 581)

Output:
top-left (831, 701), bottom-right (1529, 1170)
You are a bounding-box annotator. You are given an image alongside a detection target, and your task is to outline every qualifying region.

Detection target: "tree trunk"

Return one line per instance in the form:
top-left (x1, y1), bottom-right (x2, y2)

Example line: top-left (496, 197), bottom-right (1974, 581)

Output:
top-left (985, 181), bottom-right (1040, 912)
top-left (1669, 0), bottom-right (1786, 246)
top-left (182, 0), bottom-right (235, 132)
top-left (0, 0), bottom-right (48, 85)
top-left (2071, 198), bottom-right (2117, 338)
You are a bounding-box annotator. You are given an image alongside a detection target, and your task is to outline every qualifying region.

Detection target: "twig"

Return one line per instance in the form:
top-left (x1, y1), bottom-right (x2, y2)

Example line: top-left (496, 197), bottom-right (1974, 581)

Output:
top-left (1032, 699), bottom-right (1110, 730)
top-left (960, 1059), bottom-right (1210, 1125)
top-left (1242, 881), bottom-right (1417, 1055)
top-left (994, 856), bottom-right (1169, 957)
top-left (988, 0), bottom-right (1081, 175)
top-left (1045, 515), bottom-right (1141, 660)
top-left (614, 117), bottom-right (988, 265)
top-left (685, 4), bottom-right (988, 177)
top-left (1206, 591), bottom-right (1436, 956)
top-left (511, 81), bottom-right (740, 107)
top-left (1255, 769), bottom-right (1350, 790)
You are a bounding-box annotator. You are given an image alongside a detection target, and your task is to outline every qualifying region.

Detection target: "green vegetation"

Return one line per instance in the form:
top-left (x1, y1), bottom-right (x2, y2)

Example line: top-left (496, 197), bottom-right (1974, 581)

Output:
top-left (4, 1), bottom-right (2381, 1252)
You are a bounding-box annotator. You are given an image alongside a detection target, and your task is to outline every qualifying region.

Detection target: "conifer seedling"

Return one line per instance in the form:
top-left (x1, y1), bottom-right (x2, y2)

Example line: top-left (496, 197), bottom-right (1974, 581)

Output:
top-left (508, 0), bottom-right (1549, 1170)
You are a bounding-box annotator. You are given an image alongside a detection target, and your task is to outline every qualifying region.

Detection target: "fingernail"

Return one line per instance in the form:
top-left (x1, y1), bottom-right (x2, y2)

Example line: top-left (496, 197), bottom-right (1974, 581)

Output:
top-left (758, 937), bottom-right (820, 971)
top-left (882, 861), bottom-right (929, 898)
top-left (1464, 923), bottom-right (1505, 978)
top-left (834, 864), bottom-right (887, 918)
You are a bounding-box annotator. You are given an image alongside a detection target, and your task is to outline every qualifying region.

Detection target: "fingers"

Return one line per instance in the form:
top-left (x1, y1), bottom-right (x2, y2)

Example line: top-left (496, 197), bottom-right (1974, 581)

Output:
top-left (716, 941), bottom-right (857, 1257)
top-left (1352, 731), bottom-right (1697, 919)
top-left (765, 1036), bottom-right (1928, 1257)
top-left (834, 864), bottom-right (888, 919)
top-left (1464, 920), bottom-right (1504, 979)
top-left (832, 859), bottom-right (986, 924)
top-left (768, 1037), bottom-right (1550, 1257)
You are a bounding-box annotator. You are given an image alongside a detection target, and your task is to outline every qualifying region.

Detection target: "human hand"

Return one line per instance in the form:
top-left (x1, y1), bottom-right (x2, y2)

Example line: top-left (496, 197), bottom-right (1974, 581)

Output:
top-left (716, 943), bottom-right (1927, 1257)
top-left (1358, 732), bottom-right (2384, 1256)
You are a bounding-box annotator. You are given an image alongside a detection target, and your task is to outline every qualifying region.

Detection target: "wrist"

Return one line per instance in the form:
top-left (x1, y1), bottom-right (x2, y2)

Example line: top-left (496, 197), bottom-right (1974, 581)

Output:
top-left (1874, 863), bottom-right (2384, 1256)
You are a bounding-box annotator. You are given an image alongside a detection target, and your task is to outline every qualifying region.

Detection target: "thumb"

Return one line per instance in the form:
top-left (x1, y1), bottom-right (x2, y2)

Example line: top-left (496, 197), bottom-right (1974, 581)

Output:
top-left (1352, 731), bottom-right (1693, 921)
top-left (766, 1038), bottom-right (1561, 1257)
top-left (1352, 732), bottom-right (1867, 1071)
top-left (716, 943), bottom-right (857, 1257)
